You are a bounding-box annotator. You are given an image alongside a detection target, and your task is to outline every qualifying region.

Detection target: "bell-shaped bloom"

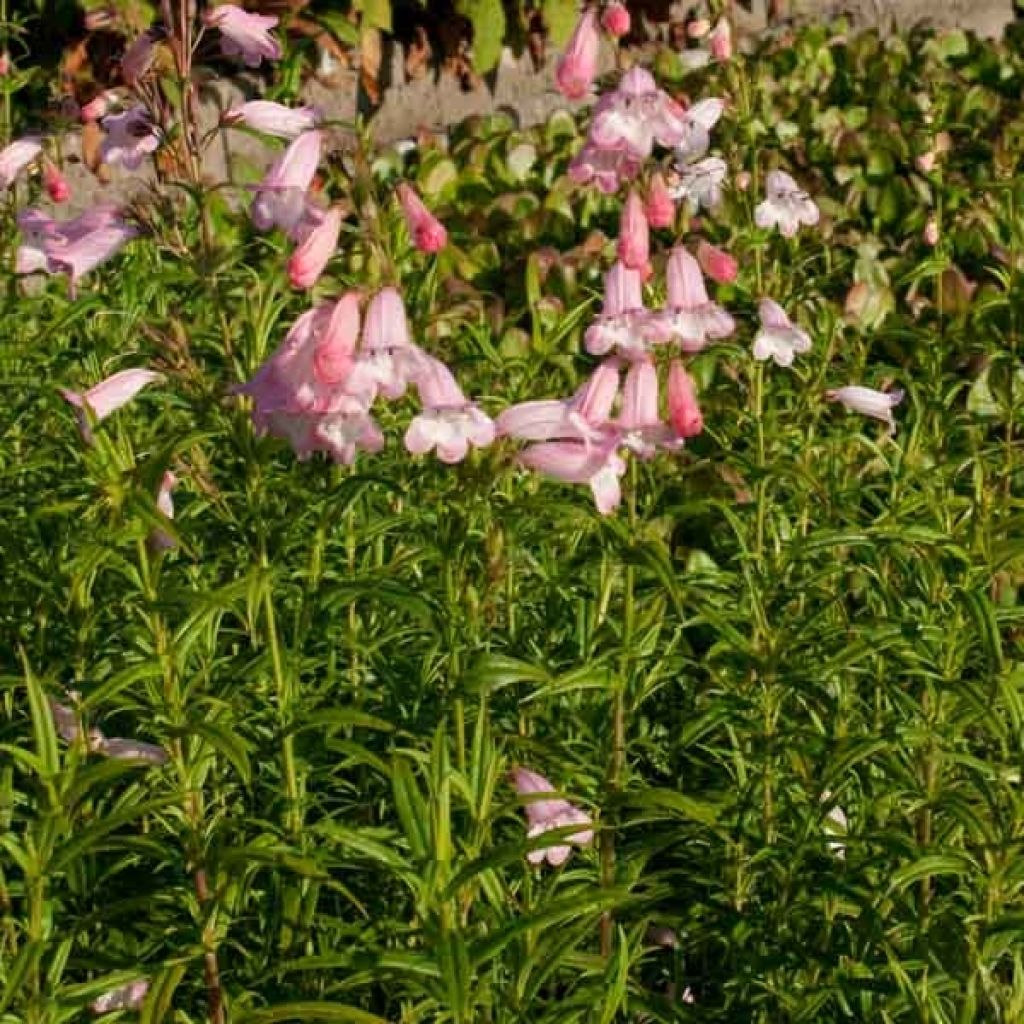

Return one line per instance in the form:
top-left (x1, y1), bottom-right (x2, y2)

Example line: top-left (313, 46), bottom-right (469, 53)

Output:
top-left (50, 696), bottom-right (167, 765)
top-left (100, 105), bottom-right (160, 170)
top-left (585, 261), bottom-right (669, 360)
top-left (674, 98), bottom-right (724, 165)
top-left (645, 172), bottom-right (675, 228)
top-left (40, 207), bottom-right (139, 296)
top-left (590, 68), bottom-right (687, 159)
top-left (43, 161), bottom-right (70, 203)
top-left (667, 360), bottom-right (703, 438)
top-left (0, 136), bottom-right (42, 188)
top-left (709, 17), bottom-right (732, 61)
top-left (521, 439), bottom-right (627, 515)
top-left (97, 737), bottom-right (169, 763)
top-left (696, 239), bottom-right (737, 284)
top-left (404, 356), bottom-right (495, 463)
top-left (510, 767), bottom-right (595, 866)
top-left (568, 141), bottom-right (644, 194)
top-left (60, 368), bottom-right (162, 442)
top-left (249, 130), bottom-right (322, 235)
top-left (203, 4), bottom-right (281, 67)
top-left (615, 359), bottom-right (678, 457)
top-left (498, 358), bottom-right (620, 445)
top-left (657, 247), bottom-right (735, 352)
top-left (825, 385), bottom-right (903, 431)
top-left (49, 697), bottom-right (104, 751)
top-left (555, 8), bottom-right (600, 100)
top-left (288, 205), bottom-right (342, 288)
top-left (617, 190), bottom-right (649, 272)
top-left (347, 287), bottom-right (424, 402)
top-left (224, 100), bottom-right (320, 139)
top-left (601, 1), bottom-right (630, 37)
top-left (670, 156), bottom-right (727, 213)
top-left (397, 182), bottom-right (447, 253)
top-left (755, 170), bottom-right (819, 237)
top-left (753, 298), bottom-right (812, 367)
top-left (150, 470), bottom-right (178, 552)
top-left (91, 977), bottom-right (149, 1012)
top-left (121, 31), bottom-right (157, 84)
top-left (308, 408), bottom-right (385, 464)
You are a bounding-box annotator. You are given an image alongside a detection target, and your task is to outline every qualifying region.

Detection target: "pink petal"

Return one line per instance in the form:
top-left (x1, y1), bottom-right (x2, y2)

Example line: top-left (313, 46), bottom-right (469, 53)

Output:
top-left (666, 247), bottom-right (709, 310)
top-left (61, 368), bottom-right (162, 422)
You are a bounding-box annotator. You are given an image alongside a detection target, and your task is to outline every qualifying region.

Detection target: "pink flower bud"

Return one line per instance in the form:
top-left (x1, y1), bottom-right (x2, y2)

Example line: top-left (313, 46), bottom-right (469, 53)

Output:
top-left (0, 53), bottom-right (10, 76)
top-left (923, 216), bottom-right (938, 247)
top-left (397, 182), bottom-right (447, 253)
top-left (43, 161), bottom-right (70, 203)
top-left (555, 8), bottom-right (599, 100)
top-left (617, 190), bottom-right (649, 271)
top-left (288, 205), bottom-right (342, 288)
top-left (916, 151), bottom-right (936, 174)
top-left (645, 172), bottom-right (675, 229)
top-left (735, 170), bottom-right (751, 191)
top-left (709, 17), bottom-right (732, 61)
top-left (696, 239), bottom-right (737, 284)
top-left (80, 93), bottom-right (112, 122)
top-left (687, 18), bottom-right (710, 38)
top-left (601, 2), bottom-right (630, 38)
top-left (667, 360), bottom-right (703, 438)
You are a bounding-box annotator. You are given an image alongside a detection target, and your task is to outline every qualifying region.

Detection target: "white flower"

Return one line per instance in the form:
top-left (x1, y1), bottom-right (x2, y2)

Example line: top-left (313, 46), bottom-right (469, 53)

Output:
top-left (755, 170), bottom-right (819, 237)
top-left (669, 156), bottom-right (727, 212)
top-left (826, 385), bottom-right (904, 431)
top-left (753, 299), bottom-right (812, 367)
top-left (674, 98), bottom-right (724, 164)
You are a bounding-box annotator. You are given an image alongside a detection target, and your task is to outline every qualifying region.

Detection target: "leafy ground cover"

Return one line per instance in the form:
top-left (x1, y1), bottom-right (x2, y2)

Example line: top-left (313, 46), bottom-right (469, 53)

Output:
top-left (3, 7), bottom-right (1024, 1023)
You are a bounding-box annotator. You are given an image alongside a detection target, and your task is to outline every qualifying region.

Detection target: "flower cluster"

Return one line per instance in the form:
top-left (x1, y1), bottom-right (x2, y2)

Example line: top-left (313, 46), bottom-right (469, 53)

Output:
top-left (237, 288), bottom-right (493, 465)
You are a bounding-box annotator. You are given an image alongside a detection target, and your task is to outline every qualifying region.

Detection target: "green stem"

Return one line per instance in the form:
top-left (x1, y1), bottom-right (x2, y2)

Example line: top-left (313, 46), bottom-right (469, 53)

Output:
top-left (264, 585), bottom-right (300, 834)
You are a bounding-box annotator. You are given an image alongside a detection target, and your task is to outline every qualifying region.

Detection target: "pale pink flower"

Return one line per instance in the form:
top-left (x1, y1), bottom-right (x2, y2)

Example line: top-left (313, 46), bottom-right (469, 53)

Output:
top-left (150, 470), bottom-right (178, 552)
top-left (753, 299), bottom-right (812, 367)
top-left (497, 359), bottom-right (620, 445)
top-left (49, 698), bottom-right (104, 752)
top-left (224, 100), bottom-right (320, 139)
top-left (250, 130), bottom-right (322, 235)
top-left (687, 18), bottom-right (711, 37)
top-left (585, 261), bottom-right (669, 360)
top-left (91, 979), bottom-right (150, 1014)
top-left (645, 172), bottom-right (675, 228)
top-left (288, 205), bottom-right (342, 288)
top-left (404, 356), bottom-right (495, 463)
top-left (696, 239), bottom-right (737, 284)
top-left (667, 360), bottom-right (703, 438)
top-left (709, 17), bottom-right (732, 61)
top-left (347, 287), bottom-right (424, 402)
top-left (670, 156), bottom-right (727, 212)
top-left (568, 142), bottom-right (644, 194)
top-left (590, 68), bottom-right (688, 159)
top-left (615, 359), bottom-right (678, 457)
top-left (100, 105), bottom-right (160, 170)
top-left (308, 408), bottom-right (385, 465)
top-left (617, 190), bottom-right (649, 271)
top-left (15, 209), bottom-right (54, 274)
top-left (43, 161), bottom-right (70, 203)
top-left (923, 216), bottom-right (939, 247)
top-left (555, 8), bottom-right (600, 100)
top-left (601, 2), bottom-right (630, 37)
top-left (735, 170), bottom-right (752, 191)
top-left (915, 151), bottom-right (936, 174)
top-left (121, 31), bottom-right (157, 84)
top-left (42, 209), bottom-right (138, 295)
top-left (80, 93), bottom-right (114, 122)
top-left (204, 4), bottom-right (281, 67)
top-left (0, 136), bottom-right (42, 188)
top-left (657, 247), bottom-right (735, 352)
top-left (510, 767), bottom-right (595, 865)
top-left (49, 696), bottom-right (166, 765)
top-left (0, 53), bottom-right (10, 76)
top-left (755, 170), bottom-right (819, 237)
top-left (99, 738), bottom-right (169, 763)
top-left (825, 385), bottom-right (903, 431)
top-left (60, 368), bottom-right (162, 442)
top-left (674, 98), bottom-right (724, 165)
top-left (397, 182), bottom-right (447, 253)
top-left (520, 440), bottom-right (627, 515)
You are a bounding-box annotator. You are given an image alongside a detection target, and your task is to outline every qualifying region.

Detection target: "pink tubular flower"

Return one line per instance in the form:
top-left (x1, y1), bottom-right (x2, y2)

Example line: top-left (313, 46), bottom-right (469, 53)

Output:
top-left (150, 471), bottom-right (178, 552)
top-left (667, 360), bottom-right (703, 438)
top-left (755, 170), bottom-right (819, 237)
top-left (657, 247), bottom-right (735, 352)
top-left (397, 182), bottom-right (447, 253)
top-left (59, 368), bottom-right (162, 442)
top-left (224, 100), bottom-right (320, 139)
top-left (80, 92), bottom-right (114, 122)
top-left (670, 156), bottom-right (727, 213)
top-left (569, 142), bottom-right (644, 194)
top-left (100, 105), bottom-right (160, 169)
top-left (555, 8), bottom-right (600, 100)
top-left (585, 261), bottom-right (668, 360)
top-left (709, 17), bottom-right (732, 61)
top-left (753, 298), bottom-right (812, 367)
top-left (121, 31), bottom-right (157, 84)
top-left (521, 440), bottom-right (627, 514)
top-left (0, 136), bottom-right (42, 188)
top-left (510, 767), bottom-right (595, 866)
top-left (250, 130), bottom-right (322, 235)
top-left (674, 98), bottom-right (725, 165)
top-left (696, 239), bottom-right (737, 284)
top-left (43, 161), bottom-right (70, 203)
top-left (615, 358), bottom-right (678, 457)
top-left (645, 172), bottom-right (675, 228)
top-left (203, 4), bottom-right (281, 67)
top-left (617, 190), bottom-right (649, 272)
top-left (825, 385), bottom-right (904, 431)
top-left (91, 977), bottom-right (150, 1011)
top-left (0, 53), bottom-right (10, 76)
top-left (404, 356), bottom-right (495, 463)
top-left (591, 68), bottom-right (687, 160)
top-left (601, 1), bottom-right (630, 37)
top-left (288, 205), bottom-right (342, 288)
